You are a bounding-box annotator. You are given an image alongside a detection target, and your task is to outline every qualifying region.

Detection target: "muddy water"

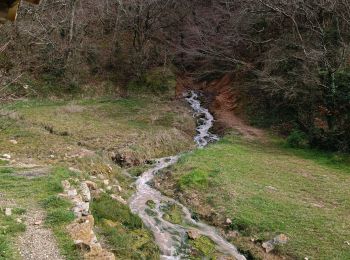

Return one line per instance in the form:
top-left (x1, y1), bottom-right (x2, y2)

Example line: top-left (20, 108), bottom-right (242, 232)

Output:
top-left (129, 92), bottom-right (246, 260)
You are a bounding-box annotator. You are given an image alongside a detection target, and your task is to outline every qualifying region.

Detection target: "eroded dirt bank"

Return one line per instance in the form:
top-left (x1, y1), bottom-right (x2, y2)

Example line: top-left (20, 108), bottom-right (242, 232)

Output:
top-left (176, 75), bottom-right (264, 139)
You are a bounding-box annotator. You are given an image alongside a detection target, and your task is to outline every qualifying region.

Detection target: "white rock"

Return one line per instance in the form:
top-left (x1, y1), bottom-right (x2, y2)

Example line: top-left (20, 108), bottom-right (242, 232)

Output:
top-left (106, 186), bottom-right (112, 191)
top-left (103, 179), bottom-right (109, 186)
top-left (68, 189), bottom-right (78, 197)
top-left (49, 155), bottom-right (55, 158)
top-left (80, 182), bottom-right (91, 202)
top-left (9, 140), bottom-right (18, 145)
top-left (16, 218), bottom-right (22, 223)
top-left (34, 220), bottom-right (42, 225)
top-left (2, 154), bottom-right (11, 159)
top-left (225, 218), bottom-right (232, 225)
top-left (5, 208), bottom-right (12, 216)
top-left (110, 194), bottom-right (127, 205)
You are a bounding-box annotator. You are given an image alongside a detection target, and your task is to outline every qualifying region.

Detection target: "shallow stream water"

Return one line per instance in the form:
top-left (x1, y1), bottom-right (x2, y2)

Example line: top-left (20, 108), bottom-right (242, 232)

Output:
top-left (129, 92), bottom-right (246, 260)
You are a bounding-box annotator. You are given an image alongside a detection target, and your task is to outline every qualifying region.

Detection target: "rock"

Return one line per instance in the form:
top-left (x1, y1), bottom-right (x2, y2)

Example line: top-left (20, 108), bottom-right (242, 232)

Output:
top-left (225, 218), bottom-right (232, 225)
top-left (226, 230), bottom-right (239, 239)
top-left (9, 139), bottom-right (18, 144)
top-left (61, 180), bottom-right (71, 191)
top-left (85, 181), bottom-right (97, 190)
top-left (49, 154), bottom-right (55, 158)
top-left (273, 234), bottom-right (288, 244)
top-left (187, 229), bottom-right (201, 240)
top-left (74, 240), bottom-right (91, 251)
top-left (345, 241), bottom-right (350, 246)
top-left (110, 194), bottom-right (127, 205)
top-left (5, 208), bottom-right (12, 216)
top-left (106, 186), bottom-right (112, 191)
top-left (80, 182), bottom-right (91, 202)
top-left (2, 154), bottom-right (11, 159)
top-left (67, 215), bottom-right (95, 245)
top-left (262, 234), bottom-right (289, 253)
top-left (16, 218), bottom-right (22, 223)
top-left (84, 245), bottom-right (115, 260)
top-left (103, 179), bottom-right (109, 186)
top-left (34, 220), bottom-right (42, 225)
top-left (97, 174), bottom-right (105, 180)
top-left (112, 185), bottom-right (122, 192)
top-left (68, 189), bottom-right (78, 197)
top-left (262, 241), bottom-right (274, 253)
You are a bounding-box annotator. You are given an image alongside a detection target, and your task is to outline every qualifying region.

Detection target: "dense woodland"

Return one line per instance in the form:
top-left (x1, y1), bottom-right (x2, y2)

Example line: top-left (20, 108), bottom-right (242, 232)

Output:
top-left (1, 0), bottom-right (350, 152)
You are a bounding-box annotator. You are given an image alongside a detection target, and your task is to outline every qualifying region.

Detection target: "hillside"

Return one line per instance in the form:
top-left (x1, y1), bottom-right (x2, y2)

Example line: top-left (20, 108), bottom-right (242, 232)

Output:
top-left (1, 1), bottom-right (350, 260)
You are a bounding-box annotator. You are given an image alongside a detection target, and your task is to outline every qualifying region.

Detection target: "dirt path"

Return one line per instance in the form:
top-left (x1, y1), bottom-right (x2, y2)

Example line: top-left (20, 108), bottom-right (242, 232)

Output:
top-left (17, 208), bottom-right (63, 260)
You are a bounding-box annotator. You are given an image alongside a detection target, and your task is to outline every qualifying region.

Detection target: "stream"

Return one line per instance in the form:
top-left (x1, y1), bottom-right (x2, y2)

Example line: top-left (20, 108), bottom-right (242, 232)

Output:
top-left (129, 91), bottom-right (246, 260)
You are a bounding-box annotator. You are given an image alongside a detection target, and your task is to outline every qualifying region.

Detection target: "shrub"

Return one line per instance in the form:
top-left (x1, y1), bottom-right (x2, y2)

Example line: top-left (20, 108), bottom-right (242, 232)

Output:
top-left (286, 130), bottom-right (308, 149)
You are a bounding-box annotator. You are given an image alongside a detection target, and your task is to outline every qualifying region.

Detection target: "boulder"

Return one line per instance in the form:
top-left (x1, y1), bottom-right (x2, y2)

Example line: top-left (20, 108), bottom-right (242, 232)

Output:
top-left (85, 181), bottom-right (97, 190)
top-left (67, 215), bottom-right (95, 245)
top-left (187, 229), bottom-right (201, 240)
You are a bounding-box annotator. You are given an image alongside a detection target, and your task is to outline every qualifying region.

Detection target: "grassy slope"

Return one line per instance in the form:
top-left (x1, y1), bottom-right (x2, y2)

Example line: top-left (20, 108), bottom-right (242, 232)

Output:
top-left (0, 95), bottom-right (195, 259)
top-left (166, 135), bottom-right (350, 260)
top-left (0, 96), bottom-right (195, 166)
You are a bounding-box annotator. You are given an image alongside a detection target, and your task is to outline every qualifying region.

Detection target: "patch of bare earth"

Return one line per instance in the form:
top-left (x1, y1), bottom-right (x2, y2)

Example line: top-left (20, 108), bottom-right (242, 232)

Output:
top-left (17, 208), bottom-right (63, 260)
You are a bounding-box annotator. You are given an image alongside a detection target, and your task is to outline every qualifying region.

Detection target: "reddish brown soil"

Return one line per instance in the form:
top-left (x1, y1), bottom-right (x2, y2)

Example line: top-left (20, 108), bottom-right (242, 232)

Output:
top-left (176, 75), bottom-right (264, 139)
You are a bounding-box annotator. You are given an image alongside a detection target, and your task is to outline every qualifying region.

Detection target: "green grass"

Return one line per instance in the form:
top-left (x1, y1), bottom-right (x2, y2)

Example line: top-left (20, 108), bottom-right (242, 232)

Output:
top-left (166, 134), bottom-right (350, 259)
top-left (0, 96), bottom-right (195, 166)
top-left (0, 167), bottom-right (80, 259)
top-left (91, 194), bottom-right (160, 259)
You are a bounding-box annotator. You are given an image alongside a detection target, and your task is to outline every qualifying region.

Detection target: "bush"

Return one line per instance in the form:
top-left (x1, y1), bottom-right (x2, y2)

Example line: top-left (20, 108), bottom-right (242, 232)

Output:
top-left (286, 130), bottom-right (308, 149)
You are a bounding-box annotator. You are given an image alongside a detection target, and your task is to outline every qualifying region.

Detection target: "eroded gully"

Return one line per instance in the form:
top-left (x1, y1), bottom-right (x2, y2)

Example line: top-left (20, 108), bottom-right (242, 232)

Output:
top-left (129, 92), bottom-right (246, 260)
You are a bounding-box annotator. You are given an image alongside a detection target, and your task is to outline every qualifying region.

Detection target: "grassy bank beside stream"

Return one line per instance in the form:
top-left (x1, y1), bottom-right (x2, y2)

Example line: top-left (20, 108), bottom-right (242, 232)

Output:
top-left (157, 134), bottom-right (350, 260)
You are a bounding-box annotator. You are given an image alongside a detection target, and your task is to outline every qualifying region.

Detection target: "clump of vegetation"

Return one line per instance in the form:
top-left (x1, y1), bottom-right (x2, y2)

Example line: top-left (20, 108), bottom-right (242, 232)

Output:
top-left (162, 203), bottom-right (183, 225)
top-left (91, 194), bottom-right (160, 259)
top-left (286, 130), bottom-right (308, 149)
top-left (189, 236), bottom-right (216, 259)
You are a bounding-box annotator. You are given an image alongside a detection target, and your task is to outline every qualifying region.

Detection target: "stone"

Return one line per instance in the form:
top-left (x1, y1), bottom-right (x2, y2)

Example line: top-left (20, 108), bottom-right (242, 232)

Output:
top-left (85, 181), bottom-right (97, 190)
top-left (110, 194), bottom-right (127, 205)
top-left (225, 218), bottom-right (232, 225)
top-left (187, 229), bottom-right (201, 240)
top-left (273, 234), bottom-right (288, 244)
top-left (34, 220), bottom-right (42, 225)
top-left (262, 234), bottom-right (289, 253)
top-left (84, 246), bottom-right (115, 260)
top-left (9, 139), bottom-right (18, 144)
top-left (80, 182), bottom-right (91, 202)
top-left (345, 241), bottom-right (350, 246)
top-left (5, 208), bottom-right (12, 216)
top-left (262, 241), bottom-right (274, 253)
top-left (68, 189), bottom-right (78, 197)
top-left (226, 231), bottom-right (239, 239)
top-left (106, 186), bottom-right (112, 191)
top-left (103, 179), bottom-right (109, 186)
top-left (2, 154), bottom-right (11, 159)
top-left (61, 180), bottom-right (71, 191)
top-left (16, 218), bottom-right (22, 223)
top-left (74, 240), bottom-right (91, 251)
top-left (67, 215), bottom-right (95, 245)
top-left (112, 185), bottom-right (122, 192)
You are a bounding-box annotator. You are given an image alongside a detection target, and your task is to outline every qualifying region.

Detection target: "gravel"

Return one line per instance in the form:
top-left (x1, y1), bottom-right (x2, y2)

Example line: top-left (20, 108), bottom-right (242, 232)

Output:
top-left (17, 208), bottom-right (64, 260)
